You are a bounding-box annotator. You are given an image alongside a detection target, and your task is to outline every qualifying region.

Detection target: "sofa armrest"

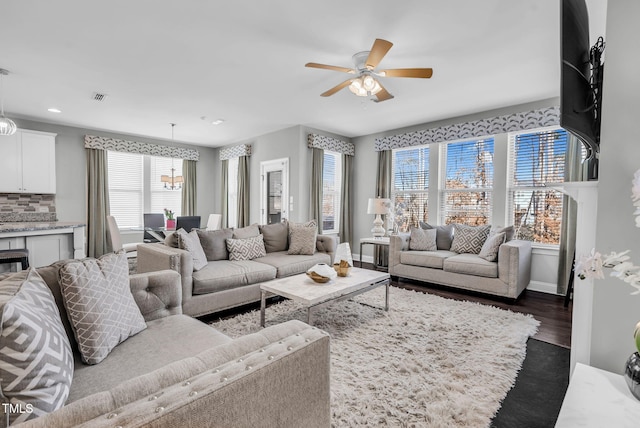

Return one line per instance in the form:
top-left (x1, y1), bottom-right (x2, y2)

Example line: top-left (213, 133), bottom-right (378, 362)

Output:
top-left (129, 270), bottom-right (182, 321)
top-left (137, 243), bottom-right (194, 302)
top-left (389, 233), bottom-right (410, 273)
top-left (498, 239), bottom-right (532, 298)
top-left (21, 320), bottom-right (331, 428)
top-left (316, 235), bottom-right (337, 264)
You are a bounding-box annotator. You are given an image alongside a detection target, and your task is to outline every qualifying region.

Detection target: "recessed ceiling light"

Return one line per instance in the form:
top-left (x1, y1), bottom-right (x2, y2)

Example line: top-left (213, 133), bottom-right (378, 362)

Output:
top-left (211, 119), bottom-right (225, 126)
top-left (47, 108), bottom-right (62, 113)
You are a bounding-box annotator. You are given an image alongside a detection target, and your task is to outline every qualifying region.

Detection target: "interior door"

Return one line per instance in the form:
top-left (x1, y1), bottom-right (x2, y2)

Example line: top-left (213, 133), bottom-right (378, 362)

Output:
top-left (260, 158), bottom-right (289, 225)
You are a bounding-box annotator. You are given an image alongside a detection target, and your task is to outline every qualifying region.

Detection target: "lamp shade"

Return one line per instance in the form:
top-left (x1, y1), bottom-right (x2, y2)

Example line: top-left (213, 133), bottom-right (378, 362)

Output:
top-left (367, 198), bottom-right (391, 215)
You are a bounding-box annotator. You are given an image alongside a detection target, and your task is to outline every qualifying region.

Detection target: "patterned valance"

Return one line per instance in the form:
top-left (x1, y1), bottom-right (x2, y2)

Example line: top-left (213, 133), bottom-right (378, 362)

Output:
top-left (219, 144), bottom-right (252, 161)
top-left (307, 134), bottom-right (355, 156)
top-left (84, 135), bottom-right (199, 161)
top-left (374, 106), bottom-right (560, 151)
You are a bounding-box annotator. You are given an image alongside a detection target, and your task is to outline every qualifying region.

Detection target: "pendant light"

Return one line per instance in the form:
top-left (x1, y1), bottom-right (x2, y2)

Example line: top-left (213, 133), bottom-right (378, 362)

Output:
top-left (0, 69), bottom-right (17, 136)
top-left (160, 123), bottom-right (183, 190)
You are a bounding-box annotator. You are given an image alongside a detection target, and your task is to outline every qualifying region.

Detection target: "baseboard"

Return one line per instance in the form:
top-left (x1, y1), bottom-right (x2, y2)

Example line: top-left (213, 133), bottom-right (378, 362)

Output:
top-left (527, 280), bottom-right (561, 295)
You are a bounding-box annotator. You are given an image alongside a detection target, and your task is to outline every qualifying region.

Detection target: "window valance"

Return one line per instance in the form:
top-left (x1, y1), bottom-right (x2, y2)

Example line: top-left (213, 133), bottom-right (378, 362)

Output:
top-left (308, 134), bottom-right (355, 156)
top-left (84, 135), bottom-right (200, 161)
top-left (374, 106), bottom-right (560, 151)
top-left (219, 144), bottom-right (252, 161)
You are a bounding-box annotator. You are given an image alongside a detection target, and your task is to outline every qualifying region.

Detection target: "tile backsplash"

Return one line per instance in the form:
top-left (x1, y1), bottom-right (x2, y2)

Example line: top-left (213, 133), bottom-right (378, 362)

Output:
top-left (0, 194), bottom-right (57, 222)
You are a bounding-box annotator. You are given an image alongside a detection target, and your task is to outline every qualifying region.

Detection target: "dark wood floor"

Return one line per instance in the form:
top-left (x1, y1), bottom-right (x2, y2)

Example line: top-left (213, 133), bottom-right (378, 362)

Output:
top-left (379, 264), bottom-right (573, 348)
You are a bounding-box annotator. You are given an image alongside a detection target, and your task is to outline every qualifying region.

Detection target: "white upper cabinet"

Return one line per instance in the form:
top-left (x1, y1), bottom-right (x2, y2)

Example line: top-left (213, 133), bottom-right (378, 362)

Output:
top-left (0, 129), bottom-right (56, 194)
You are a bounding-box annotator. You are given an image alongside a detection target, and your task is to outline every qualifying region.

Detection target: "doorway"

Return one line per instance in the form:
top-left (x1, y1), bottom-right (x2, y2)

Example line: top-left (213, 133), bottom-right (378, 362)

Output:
top-left (260, 158), bottom-right (289, 225)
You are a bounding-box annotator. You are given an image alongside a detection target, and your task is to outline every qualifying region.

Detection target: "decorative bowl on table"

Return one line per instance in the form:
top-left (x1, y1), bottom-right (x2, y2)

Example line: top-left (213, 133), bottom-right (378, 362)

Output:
top-left (306, 263), bottom-right (337, 283)
top-left (333, 259), bottom-right (352, 277)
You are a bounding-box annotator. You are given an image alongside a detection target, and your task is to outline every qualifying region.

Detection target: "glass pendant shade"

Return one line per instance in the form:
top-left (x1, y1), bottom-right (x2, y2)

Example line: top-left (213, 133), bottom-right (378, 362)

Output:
top-left (0, 114), bottom-right (16, 136)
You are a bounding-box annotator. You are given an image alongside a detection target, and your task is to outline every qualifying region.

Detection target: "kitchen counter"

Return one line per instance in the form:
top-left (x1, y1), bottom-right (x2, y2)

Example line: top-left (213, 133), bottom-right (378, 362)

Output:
top-left (0, 221), bottom-right (85, 233)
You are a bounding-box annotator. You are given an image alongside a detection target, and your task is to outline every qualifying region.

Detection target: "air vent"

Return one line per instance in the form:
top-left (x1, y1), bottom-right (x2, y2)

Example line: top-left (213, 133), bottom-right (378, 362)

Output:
top-left (92, 92), bottom-right (108, 102)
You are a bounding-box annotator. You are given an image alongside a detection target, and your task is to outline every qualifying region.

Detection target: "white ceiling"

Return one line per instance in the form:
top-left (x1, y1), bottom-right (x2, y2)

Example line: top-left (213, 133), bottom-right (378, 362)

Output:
top-left (0, 0), bottom-right (607, 147)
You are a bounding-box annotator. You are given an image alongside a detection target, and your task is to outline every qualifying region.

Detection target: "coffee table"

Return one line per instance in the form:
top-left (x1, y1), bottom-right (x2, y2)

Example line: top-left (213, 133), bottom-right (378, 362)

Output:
top-left (259, 267), bottom-right (390, 327)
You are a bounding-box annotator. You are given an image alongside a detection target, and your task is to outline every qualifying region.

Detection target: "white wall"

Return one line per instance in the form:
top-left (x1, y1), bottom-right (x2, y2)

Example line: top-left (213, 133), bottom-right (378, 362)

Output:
top-left (590, 0), bottom-right (640, 373)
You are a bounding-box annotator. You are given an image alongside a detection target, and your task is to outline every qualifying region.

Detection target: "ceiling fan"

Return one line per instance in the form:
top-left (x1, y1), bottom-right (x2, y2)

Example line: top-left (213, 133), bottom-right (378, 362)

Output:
top-left (305, 38), bottom-right (433, 103)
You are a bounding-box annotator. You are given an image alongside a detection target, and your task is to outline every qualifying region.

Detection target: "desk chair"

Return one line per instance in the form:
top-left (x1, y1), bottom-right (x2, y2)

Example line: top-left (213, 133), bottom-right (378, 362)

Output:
top-left (106, 215), bottom-right (140, 258)
top-left (206, 214), bottom-right (222, 231)
top-left (143, 213), bottom-right (165, 242)
top-left (176, 216), bottom-right (201, 232)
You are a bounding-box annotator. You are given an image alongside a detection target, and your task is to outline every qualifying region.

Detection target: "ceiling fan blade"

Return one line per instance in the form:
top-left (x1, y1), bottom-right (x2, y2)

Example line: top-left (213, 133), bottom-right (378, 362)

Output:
top-left (379, 68), bottom-right (433, 78)
top-left (321, 79), bottom-right (353, 97)
top-left (374, 83), bottom-right (394, 103)
top-left (305, 62), bottom-right (355, 74)
top-left (365, 39), bottom-right (393, 69)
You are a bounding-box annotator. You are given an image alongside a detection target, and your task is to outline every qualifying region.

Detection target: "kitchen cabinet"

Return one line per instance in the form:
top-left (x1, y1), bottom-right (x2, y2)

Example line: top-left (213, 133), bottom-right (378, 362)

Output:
top-left (0, 129), bottom-right (56, 193)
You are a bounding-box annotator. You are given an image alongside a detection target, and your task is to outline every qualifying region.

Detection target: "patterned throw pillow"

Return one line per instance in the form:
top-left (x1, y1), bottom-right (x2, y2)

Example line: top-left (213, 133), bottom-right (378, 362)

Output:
top-left (479, 232), bottom-right (506, 262)
top-left (226, 234), bottom-right (267, 261)
top-left (0, 269), bottom-right (74, 425)
top-left (450, 224), bottom-right (491, 254)
top-left (419, 222), bottom-right (455, 250)
top-left (288, 220), bottom-right (317, 255)
top-left (59, 251), bottom-right (147, 365)
top-left (177, 228), bottom-right (208, 270)
top-left (409, 227), bottom-right (437, 251)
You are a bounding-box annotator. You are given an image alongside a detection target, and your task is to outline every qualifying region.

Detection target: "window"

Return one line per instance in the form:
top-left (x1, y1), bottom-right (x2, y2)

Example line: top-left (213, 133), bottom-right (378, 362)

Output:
top-left (107, 151), bottom-right (182, 229)
top-left (322, 151), bottom-right (342, 233)
top-left (227, 157), bottom-right (239, 229)
top-left (508, 128), bottom-right (570, 245)
top-left (441, 138), bottom-right (494, 225)
top-left (391, 146), bottom-right (430, 232)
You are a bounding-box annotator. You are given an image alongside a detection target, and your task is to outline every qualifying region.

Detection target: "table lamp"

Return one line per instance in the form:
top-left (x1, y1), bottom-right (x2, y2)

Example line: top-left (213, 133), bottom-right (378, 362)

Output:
top-left (367, 197), bottom-right (392, 237)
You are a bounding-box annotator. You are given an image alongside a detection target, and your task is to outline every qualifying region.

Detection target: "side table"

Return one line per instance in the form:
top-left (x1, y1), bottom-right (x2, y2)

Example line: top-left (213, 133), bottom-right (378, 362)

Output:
top-left (359, 237), bottom-right (390, 271)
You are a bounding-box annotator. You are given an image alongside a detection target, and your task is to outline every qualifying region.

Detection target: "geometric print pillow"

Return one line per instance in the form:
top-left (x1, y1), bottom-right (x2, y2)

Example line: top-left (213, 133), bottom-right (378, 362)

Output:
top-left (287, 220), bottom-right (318, 256)
top-left (59, 251), bottom-right (147, 365)
top-left (409, 227), bottom-right (437, 251)
top-left (478, 231), bottom-right (506, 262)
top-left (226, 234), bottom-right (267, 261)
top-left (0, 268), bottom-right (74, 424)
top-left (450, 224), bottom-right (491, 254)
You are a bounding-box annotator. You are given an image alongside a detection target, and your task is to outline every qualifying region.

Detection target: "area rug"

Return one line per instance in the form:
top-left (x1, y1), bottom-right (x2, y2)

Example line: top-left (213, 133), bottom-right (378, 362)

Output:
top-left (210, 286), bottom-right (539, 427)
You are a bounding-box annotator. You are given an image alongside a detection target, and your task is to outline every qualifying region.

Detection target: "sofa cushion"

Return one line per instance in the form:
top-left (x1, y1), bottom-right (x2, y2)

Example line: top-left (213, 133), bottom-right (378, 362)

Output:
top-left (226, 234), bottom-right (267, 261)
top-left (255, 251), bottom-right (332, 278)
top-left (0, 269), bottom-right (74, 424)
top-left (479, 232), bottom-right (506, 262)
top-left (197, 228), bottom-right (233, 261)
top-left (409, 227), bottom-right (437, 251)
top-left (490, 225), bottom-right (515, 242)
top-left (450, 224), bottom-right (491, 254)
top-left (259, 220), bottom-right (289, 253)
top-left (164, 230), bottom-right (179, 247)
top-left (59, 251), bottom-right (147, 365)
top-left (232, 223), bottom-right (260, 239)
top-left (192, 260), bottom-right (277, 295)
top-left (177, 229), bottom-right (208, 271)
top-left (443, 254), bottom-right (498, 278)
top-left (400, 250), bottom-right (457, 269)
top-left (288, 220), bottom-right (317, 255)
top-left (419, 222), bottom-right (455, 250)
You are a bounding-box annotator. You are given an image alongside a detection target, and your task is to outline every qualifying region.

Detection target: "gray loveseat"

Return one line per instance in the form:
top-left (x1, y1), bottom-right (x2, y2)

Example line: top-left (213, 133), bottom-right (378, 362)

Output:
top-left (137, 221), bottom-right (337, 317)
top-left (389, 226), bottom-right (532, 299)
top-left (13, 261), bottom-right (330, 427)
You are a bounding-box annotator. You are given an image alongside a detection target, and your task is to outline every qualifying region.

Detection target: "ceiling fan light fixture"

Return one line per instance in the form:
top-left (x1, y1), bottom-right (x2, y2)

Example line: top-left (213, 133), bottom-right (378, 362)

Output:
top-left (348, 75), bottom-right (382, 97)
top-left (0, 69), bottom-right (16, 136)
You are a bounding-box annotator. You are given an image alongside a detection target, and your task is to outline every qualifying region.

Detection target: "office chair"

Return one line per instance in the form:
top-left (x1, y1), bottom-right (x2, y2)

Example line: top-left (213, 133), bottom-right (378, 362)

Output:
top-left (176, 216), bottom-right (201, 232)
top-left (143, 213), bottom-right (165, 242)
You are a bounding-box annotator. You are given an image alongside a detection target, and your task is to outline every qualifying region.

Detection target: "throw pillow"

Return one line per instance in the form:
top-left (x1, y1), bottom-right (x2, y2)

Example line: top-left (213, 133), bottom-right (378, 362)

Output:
top-left (59, 251), bottom-right (147, 365)
top-left (196, 228), bottom-right (233, 261)
top-left (479, 232), bottom-right (506, 262)
top-left (259, 220), bottom-right (289, 253)
top-left (450, 224), bottom-right (491, 254)
top-left (226, 234), bottom-right (267, 261)
top-left (164, 231), bottom-right (179, 248)
top-left (288, 221), bottom-right (317, 255)
top-left (489, 225), bottom-right (515, 242)
top-left (232, 223), bottom-right (260, 239)
top-left (0, 269), bottom-right (74, 425)
top-left (419, 222), bottom-right (455, 250)
top-left (409, 227), bottom-right (437, 251)
top-left (177, 228), bottom-right (208, 271)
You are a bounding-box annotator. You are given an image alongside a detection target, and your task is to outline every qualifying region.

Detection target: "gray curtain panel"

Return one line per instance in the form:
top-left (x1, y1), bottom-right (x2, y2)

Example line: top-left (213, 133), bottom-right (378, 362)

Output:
top-left (340, 153), bottom-right (353, 245)
top-left (310, 147), bottom-right (324, 234)
top-left (86, 148), bottom-right (110, 257)
top-left (181, 159), bottom-right (197, 216)
top-left (374, 150), bottom-right (392, 267)
top-left (557, 134), bottom-right (586, 294)
top-left (221, 159), bottom-right (228, 228)
top-left (237, 156), bottom-right (250, 228)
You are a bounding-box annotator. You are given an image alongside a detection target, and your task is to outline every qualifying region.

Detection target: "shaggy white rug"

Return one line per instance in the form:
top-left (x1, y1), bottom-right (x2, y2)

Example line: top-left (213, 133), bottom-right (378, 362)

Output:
top-left (210, 286), bottom-right (539, 427)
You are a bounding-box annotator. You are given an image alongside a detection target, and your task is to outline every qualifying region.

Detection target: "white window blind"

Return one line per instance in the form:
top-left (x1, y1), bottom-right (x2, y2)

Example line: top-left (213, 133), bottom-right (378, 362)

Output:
top-left (391, 146), bottom-right (430, 232)
top-left (227, 157), bottom-right (239, 228)
top-left (508, 128), bottom-right (569, 245)
top-left (108, 151), bottom-right (144, 229)
top-left (322, 151), bottom-right (342, 233)
top-left (441, 138), bottom-right (494, 225)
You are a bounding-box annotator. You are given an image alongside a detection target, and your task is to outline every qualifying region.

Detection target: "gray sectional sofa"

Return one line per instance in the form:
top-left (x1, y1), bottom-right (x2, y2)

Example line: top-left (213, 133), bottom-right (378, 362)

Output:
top-left (389, 225), bottom-right (532, 299)
top-left (9, 258), bottom-right (330, 427)
top-left (137, 221), bottom-right (337, 317)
